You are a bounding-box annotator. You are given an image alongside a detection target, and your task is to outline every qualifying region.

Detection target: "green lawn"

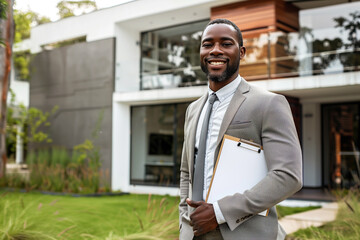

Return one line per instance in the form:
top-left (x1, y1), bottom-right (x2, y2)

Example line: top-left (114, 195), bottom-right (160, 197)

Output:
top-left (277, 205), bottom-right (321, 219)
top-left (0, 190), bottom-right (323, 240)
top-left (0, 191), bottom-right (179, 239)
top-left (287, 191), bottom-right (360, 240)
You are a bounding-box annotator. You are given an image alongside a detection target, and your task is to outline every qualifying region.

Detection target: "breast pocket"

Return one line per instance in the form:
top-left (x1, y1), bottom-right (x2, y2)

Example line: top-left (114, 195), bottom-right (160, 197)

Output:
top-left (228, 121), bottom-right (252, 129)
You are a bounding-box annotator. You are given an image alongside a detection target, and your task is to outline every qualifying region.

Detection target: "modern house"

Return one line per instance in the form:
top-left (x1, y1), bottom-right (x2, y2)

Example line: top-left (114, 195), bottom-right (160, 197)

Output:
top-left (21, 0), bottom-right (360, 196)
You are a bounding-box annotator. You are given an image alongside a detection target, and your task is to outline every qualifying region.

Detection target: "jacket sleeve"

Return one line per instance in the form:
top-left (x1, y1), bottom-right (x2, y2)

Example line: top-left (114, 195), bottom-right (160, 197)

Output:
top-left (217, 94), bottom-right (303, 231)
top-left (179, 106), bottom-right (190, 229)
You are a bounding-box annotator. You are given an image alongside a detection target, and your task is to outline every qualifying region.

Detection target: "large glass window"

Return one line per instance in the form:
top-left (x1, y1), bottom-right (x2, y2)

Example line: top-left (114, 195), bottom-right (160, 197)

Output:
top-left (240, 2), bottom-right (360, 80)
top-left (323, 103), bottom-right (360, 188)
top-left (140, 20), bottom-right (208, 90)
top-left (130, 102), bottom-right (190, 186)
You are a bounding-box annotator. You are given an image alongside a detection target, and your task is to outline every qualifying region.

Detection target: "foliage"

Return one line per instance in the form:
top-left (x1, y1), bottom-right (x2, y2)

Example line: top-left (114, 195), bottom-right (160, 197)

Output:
top-left (0, 192), bottom-right (179, 240)
top-left (1, 143), bottom-right (102, 194)
top-left (277, 205), bottom-right (321, 219)
top-left (13, 9), bottom-right (50, 43)
top-left (43, 35), bottom-right (86, 50)
top-left (23, 145), bottom-right (102, 193)
top-left (0, 194), bottom-right (58, 240)
top-left (6, 90), bottom-right (58, 156)
top-left (288, 189), bottom-right (360, 240)
top-left (12, 9), bottom-right (50, 80)
top-left (305, 11), bottom-right (360, 74)
top-left (334, 11), bottom-right (360, 49)
top-left (56, 0), bottom-right (97, 19)
top-left (0, 0), bottom-right (7, 20)
top-left (100, 195), bottom-right (179, 240)
top-left (13, 50), bottom-right (30, 80)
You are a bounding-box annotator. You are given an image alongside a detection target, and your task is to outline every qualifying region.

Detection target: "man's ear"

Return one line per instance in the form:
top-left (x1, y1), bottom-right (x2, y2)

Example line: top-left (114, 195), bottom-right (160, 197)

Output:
top-left (240, 46), bottom-right (246, 59)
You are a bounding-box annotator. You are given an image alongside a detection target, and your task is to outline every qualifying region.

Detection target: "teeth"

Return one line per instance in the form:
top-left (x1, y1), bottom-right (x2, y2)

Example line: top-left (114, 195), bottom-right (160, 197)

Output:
top-left (209, 62), bottom-right (225, 65)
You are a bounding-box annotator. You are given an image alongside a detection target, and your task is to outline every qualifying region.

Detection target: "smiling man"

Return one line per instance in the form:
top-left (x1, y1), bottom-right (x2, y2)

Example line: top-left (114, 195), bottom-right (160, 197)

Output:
top-left (179, 19), bottom-right (302, 240)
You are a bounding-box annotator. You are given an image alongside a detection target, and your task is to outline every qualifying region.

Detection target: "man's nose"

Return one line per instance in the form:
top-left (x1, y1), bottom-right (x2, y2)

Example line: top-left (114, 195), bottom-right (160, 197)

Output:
top-left (210, 43), bottom-right (223, 55)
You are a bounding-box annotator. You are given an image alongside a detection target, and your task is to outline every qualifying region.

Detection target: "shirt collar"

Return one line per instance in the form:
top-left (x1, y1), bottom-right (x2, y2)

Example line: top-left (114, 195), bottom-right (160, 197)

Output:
top-left (208, 75), bottom-right (241, 103)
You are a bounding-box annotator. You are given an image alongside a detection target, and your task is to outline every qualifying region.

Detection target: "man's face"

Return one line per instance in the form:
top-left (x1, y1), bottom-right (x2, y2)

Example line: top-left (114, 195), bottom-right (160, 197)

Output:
top-left (200, 24), bottom-right (242, 83)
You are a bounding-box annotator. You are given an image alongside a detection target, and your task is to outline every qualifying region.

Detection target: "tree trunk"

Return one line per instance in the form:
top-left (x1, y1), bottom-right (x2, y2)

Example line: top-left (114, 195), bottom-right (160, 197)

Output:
top-left (0, 0), bottom-right (13, 178)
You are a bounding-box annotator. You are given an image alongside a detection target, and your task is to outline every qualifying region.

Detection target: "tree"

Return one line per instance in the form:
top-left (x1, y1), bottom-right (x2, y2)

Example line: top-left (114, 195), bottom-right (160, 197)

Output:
top-left (6, 90), bottom-right (58, 159)
top-left (334, 11), bottom-right (360, 71)
top-left (12, 9), bottom-right (50, 81)
top-left (13, 9), bottom-right (50, 43)
top-left (57, 0), bottom-right (97, 19)
top-left (0, 0), bottom-right (13, 178)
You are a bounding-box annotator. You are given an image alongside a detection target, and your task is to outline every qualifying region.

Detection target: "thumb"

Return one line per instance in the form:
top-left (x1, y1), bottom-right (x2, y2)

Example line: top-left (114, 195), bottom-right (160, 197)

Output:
top-left (186, 198), bottom-right (204, 208)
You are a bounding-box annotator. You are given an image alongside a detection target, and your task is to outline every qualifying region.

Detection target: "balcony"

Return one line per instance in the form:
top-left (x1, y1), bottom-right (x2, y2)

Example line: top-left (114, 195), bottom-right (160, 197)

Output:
top-left (140, 27), bottom-right (360, 90)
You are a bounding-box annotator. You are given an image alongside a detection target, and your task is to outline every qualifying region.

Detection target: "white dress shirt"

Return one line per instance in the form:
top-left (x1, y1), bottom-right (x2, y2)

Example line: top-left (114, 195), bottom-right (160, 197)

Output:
top-left (195, 75), bottom-right (241, 224)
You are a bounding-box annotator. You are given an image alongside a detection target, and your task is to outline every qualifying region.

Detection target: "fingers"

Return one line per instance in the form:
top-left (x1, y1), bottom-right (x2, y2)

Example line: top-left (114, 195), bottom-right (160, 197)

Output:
top-left (186, 198), bottom-right (204, 208)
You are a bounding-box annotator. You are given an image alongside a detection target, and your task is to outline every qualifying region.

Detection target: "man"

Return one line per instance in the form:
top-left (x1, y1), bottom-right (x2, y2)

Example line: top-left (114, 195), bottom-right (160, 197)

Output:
top-left (179, 19), bottom-right (302, 240)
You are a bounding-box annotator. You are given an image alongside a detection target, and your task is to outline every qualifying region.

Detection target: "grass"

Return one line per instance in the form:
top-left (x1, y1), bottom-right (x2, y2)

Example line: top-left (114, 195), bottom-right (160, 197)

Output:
top-left (0, 190), bottom-right (324, 240)
top-left (277, 205), bottom-right (321, 219)
top-left (0, 191), bottom-right (179, 240)
top-left (287, 189), bottom-right (360, 240)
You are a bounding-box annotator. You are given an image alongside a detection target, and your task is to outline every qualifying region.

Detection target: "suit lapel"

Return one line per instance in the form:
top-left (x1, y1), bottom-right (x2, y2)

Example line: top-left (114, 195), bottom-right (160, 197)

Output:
top-left (188, 93), bottom-right (208, 180)
top-left (215, 79), bottom-right (251, 153)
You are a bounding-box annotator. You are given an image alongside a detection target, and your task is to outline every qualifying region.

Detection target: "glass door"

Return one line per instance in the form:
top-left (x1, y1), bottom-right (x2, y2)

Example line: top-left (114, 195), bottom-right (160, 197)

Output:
top-left (322, 103), bottom-right (360, 188)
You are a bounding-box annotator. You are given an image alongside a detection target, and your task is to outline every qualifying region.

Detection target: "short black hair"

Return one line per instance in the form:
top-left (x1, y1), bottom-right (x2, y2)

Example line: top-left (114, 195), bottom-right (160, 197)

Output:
top-left (205, 18), bottom-right (243, 47)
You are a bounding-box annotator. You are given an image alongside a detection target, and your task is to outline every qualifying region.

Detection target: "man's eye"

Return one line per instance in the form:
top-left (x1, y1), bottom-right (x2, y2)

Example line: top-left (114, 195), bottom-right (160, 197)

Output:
top-left (202, 43), bottom-right (212, 47)
top-left (223, 42), bottom-right (233, 46)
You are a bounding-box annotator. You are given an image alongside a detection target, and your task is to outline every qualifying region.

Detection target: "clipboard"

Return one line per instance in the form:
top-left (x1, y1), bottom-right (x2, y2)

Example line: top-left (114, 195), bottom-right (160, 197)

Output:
top-left (206, 134), bottom-right (269, 216)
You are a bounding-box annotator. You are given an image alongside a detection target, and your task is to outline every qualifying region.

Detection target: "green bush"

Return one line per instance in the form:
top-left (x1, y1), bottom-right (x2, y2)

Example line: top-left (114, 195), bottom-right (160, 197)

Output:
top-left (2, 139), bottom-right (107, 194)
top-left (26, 143), bottom-right (103, 194)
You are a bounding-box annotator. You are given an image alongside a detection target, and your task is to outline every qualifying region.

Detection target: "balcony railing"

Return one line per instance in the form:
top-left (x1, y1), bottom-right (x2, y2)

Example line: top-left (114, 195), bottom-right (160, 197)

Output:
top-left (140, 30), bottom-right (360, 90)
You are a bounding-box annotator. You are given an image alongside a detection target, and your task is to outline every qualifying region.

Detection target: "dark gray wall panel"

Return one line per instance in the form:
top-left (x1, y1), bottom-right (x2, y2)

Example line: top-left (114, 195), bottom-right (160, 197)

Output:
top-left (30, 38), bottom-right (115, 185)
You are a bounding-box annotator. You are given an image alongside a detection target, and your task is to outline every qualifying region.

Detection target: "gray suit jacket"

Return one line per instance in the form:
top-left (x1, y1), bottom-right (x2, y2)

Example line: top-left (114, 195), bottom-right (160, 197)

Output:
top-left (179, 79), bottom-right (302, 240)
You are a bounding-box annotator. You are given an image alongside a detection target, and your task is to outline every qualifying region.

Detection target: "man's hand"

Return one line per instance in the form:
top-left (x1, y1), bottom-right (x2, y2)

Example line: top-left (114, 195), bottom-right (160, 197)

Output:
top-left (186, 198), bottom-right (218, 236)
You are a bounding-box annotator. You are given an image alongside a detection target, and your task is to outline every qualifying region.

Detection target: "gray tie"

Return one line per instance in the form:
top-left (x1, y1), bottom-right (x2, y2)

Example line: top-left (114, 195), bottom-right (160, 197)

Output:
top-left (193, 93), bottom-right (217, 201)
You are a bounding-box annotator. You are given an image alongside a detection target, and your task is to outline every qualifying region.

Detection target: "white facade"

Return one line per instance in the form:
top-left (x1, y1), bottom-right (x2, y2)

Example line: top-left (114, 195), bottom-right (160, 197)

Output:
top-left (21, 0), bottom-right (360, 195)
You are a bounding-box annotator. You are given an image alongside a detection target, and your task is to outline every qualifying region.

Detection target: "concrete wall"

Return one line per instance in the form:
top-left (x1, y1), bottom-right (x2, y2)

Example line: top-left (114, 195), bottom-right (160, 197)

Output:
top-left (30, 38), bottom-right (115, 185)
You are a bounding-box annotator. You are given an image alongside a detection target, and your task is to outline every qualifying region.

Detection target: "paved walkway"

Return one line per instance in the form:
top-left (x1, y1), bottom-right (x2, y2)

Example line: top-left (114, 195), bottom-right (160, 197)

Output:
top-left (279, 202), bottom-right (339, 234)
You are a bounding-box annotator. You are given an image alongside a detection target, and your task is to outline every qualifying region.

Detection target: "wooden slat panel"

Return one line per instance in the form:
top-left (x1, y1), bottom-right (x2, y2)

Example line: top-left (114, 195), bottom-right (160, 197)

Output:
top-left (211, 0), bottom-right (276, 33)
top-left (275, 0), bottom-right (299, 31)
top-left (211, 0), bottom-right (299, 37)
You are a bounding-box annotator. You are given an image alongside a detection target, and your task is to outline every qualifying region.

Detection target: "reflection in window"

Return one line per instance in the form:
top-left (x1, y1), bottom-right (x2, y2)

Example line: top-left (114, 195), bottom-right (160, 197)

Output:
top-left (323, 103), bottom-right (360, 189)
top-left (241, 2), bottom-right (360, 80)
top-left (141, 20), bottom-right (208, 90)
top-left (131, 103), bottom-right (189, 186)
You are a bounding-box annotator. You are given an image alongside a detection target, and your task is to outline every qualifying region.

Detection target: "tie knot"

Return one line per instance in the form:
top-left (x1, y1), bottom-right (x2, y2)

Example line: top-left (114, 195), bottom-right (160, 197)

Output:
top-left (208, 93), bottom-right (217, 104)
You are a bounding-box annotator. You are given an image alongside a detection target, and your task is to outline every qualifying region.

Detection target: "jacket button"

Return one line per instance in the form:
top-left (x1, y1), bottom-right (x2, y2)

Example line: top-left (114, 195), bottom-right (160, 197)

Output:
top-left (236, 219), bottom-right (240, 223)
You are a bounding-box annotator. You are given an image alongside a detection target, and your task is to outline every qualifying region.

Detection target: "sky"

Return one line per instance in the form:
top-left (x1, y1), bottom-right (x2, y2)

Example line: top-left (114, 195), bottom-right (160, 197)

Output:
top-left (14, 0), bottom-right (134, 21)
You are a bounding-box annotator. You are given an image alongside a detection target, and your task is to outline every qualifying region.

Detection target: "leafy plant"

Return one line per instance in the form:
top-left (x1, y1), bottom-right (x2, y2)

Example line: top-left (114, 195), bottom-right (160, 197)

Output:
top-left (289, 189), bottom-right (360, 240)
top-left (0, 195), bottom-right (58, 240)
top-left (6, 90), bottom-right (58, 157)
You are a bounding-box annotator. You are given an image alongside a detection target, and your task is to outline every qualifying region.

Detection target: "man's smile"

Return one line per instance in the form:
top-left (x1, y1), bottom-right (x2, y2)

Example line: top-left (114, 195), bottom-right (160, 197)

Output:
top-left (209, 61), bottom-right (225, 66)
top-left (206, 58), bottom-right (228, 68)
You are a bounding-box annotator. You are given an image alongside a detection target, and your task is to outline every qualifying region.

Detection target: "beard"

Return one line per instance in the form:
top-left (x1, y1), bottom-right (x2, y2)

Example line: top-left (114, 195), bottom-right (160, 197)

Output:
top-left (201, 57), bottom-right (240, 82)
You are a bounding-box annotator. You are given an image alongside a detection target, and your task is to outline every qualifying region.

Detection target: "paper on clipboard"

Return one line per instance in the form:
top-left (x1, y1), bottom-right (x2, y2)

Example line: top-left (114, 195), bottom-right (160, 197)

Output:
top-left (206, 134), bottom-right (269, 216)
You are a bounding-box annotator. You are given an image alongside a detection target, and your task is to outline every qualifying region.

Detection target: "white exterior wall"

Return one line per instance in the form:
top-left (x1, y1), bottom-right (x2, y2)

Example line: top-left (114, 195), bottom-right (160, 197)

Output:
top-left (302, 103), bottom-right (321, 187)
top-left (115, 24), bottom-right (141, 92)
top-left (29, 0), bottom-right (241, 53)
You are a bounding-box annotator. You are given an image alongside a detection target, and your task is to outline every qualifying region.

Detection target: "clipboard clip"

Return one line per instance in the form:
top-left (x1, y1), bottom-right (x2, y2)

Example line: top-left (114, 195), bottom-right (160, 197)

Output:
top-left (237, 141), bottom-right (262, 153)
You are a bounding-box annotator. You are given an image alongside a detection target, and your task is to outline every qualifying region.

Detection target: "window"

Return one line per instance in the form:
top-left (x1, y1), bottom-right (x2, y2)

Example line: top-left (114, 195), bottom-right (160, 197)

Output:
top-left (140, 20), bottom-right (208, 90)
top-left (322, 102), bottom-right (360, 188)
top-left (130, 102), bottom-right (189, 186)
